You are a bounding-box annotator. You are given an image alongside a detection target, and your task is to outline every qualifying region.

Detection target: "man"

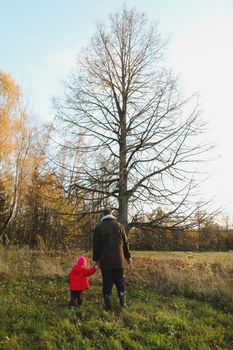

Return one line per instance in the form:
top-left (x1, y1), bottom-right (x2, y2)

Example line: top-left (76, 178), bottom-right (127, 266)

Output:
top-left (93, 208), bottom-right (132, 310)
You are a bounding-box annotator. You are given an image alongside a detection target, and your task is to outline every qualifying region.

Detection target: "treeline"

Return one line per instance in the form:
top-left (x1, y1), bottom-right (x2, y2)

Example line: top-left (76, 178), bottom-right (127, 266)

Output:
top-left (129, 224), bottom-right (233, 251)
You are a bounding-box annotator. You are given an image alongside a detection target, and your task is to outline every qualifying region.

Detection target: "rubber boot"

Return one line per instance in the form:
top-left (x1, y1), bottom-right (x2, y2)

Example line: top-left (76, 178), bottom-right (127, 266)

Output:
top-left (104, 294), bottom-right (112, 310)
top-left (118, 291), bottom-right (127, 308)
top-left (68, 298), bottom-right (76, 310)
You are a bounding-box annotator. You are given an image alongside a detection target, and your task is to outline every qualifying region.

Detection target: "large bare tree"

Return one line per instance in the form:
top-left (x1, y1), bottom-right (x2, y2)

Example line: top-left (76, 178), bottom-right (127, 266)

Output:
top-left (55, 7), bottom-right (210, 227)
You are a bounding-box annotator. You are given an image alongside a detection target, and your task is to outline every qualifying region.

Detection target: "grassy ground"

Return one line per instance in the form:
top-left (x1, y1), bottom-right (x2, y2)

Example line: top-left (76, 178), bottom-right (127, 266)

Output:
top-left (1, 276), bottom-right (233, 350)
top-left (133, 251), bottom-right (233, 265)
top-left (0, 248), bottom-right (233, 349)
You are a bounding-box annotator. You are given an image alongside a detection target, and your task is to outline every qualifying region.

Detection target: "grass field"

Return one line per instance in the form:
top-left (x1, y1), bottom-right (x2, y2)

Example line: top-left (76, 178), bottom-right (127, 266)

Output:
top-left (0, 248), bottom-right (233, 349)
top-left (133, 250), bottom-right (233, 265)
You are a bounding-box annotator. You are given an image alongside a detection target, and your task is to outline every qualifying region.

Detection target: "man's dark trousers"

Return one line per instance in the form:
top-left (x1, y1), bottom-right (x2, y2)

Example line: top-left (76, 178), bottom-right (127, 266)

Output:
top-left (101, 268), bottom-right (125, 295)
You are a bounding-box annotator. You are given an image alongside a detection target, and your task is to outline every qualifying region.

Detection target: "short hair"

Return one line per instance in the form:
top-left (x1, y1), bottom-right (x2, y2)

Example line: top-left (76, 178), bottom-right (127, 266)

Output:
top-left (103, 208), bottom-right (112, 216)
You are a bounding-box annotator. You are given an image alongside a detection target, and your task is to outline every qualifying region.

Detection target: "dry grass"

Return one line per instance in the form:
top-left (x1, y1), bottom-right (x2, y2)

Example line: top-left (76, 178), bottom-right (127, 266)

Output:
top-left (126, 256), bottom-right (233, 310)
top-left (133, 250), bottom-right (233, 266)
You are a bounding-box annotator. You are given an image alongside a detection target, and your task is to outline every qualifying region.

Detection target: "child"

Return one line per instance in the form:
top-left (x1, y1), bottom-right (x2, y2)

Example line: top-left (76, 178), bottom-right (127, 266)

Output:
top-left (68, 255), bottom-right (97, 309)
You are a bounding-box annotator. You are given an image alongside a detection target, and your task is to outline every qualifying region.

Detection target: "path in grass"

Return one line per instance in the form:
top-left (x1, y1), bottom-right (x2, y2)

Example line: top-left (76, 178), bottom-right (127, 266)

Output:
top-left (0, 275), bottom-right (233, 350)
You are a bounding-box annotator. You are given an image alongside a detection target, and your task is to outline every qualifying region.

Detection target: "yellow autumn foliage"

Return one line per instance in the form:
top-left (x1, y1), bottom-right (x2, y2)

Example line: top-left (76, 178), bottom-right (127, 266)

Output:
top-left (0, 71), bottom-right (21, 158)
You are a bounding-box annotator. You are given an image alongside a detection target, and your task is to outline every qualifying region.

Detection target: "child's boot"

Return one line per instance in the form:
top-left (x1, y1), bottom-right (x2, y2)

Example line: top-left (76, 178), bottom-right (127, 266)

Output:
top-left (68, 299), bottom-right (76, 310)
top-left (68, 294), bottom-right (77, 309)
top-left (77, 296), bottom-right (83, 307)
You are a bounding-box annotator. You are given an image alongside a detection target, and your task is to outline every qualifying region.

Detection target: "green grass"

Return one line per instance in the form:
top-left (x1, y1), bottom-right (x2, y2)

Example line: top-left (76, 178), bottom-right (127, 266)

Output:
top-left (0, 248), bottom-right (233, 349)
top-left (0, 274), bottom-right (233, 350)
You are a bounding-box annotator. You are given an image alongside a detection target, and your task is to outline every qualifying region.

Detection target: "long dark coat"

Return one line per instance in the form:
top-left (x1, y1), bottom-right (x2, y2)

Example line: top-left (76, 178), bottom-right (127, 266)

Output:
top-left (93, 218), bottom-right (131, 270)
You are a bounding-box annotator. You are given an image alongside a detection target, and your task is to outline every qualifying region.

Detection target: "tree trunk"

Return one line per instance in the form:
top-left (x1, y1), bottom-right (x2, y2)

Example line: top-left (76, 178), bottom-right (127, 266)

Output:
top-left (118, 109), bottom-right (128, 227)
top-left (119, 193), bottom-right (128, 227)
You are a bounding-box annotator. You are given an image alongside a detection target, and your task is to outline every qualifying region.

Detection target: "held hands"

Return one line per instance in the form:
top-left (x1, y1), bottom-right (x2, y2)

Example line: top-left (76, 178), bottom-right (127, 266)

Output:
top-left (86, 257), bottom-right (99, 269)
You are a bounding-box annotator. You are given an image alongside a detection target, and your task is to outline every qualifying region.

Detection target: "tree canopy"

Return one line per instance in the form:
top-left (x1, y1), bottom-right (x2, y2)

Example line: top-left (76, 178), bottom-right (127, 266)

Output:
top-left (55, 7), bottom-right (210, 227)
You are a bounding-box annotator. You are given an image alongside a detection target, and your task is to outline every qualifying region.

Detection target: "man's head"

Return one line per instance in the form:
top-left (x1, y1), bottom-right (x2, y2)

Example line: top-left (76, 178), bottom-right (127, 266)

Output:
top-left (103, 208), bottom-right (112, 216)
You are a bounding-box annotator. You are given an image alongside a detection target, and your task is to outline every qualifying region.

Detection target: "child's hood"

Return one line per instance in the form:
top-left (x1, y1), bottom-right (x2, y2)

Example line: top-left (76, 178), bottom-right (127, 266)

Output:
top-left (75, 256), bottom-right (87, 267)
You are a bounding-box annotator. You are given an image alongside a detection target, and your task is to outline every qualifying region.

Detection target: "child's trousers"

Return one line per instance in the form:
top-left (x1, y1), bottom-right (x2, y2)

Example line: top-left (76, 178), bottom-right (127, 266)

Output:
top-left (69, 290), bottom-right (83, 308)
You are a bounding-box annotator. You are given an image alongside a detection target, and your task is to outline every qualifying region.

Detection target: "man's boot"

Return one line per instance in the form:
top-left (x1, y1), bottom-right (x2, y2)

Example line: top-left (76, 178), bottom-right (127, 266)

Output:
top-left (118, 291), bottom-right (127, 308)
top-left (104, 294), bottom-right (112, 310)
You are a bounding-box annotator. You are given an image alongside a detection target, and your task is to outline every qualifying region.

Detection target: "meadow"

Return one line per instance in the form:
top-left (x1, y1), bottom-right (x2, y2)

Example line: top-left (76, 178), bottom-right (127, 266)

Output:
top-left (132, 250), bottom-right (233, 264)
top-left (0, 247), bottom-right (233, 350)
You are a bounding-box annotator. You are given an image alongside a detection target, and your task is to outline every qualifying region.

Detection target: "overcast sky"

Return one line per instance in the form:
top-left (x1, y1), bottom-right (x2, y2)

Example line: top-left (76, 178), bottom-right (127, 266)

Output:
top-left (1, 0), bottom-right (233, 220)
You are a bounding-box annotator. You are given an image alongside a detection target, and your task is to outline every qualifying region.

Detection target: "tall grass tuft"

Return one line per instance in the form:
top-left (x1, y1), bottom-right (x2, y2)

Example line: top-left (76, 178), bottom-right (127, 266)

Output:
top-left (126, 256), bottom-right (233, 311)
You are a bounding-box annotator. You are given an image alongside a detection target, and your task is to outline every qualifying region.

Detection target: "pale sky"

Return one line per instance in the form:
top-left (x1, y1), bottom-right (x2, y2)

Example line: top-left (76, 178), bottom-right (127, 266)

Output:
top-left (1, 0), bottom-right (233, 220)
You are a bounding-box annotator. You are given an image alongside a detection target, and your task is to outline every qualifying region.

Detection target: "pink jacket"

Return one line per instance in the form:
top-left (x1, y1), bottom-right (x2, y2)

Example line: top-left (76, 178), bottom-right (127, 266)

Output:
top-left (69, 256), bottom-right (96, 291)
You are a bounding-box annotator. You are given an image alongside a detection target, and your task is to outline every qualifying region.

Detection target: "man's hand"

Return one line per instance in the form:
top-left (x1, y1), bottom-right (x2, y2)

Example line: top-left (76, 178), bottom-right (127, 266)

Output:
top-left (93, 261), bottom-right (100, 268)
top-left (127, 258), bottom-right (132, 266)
